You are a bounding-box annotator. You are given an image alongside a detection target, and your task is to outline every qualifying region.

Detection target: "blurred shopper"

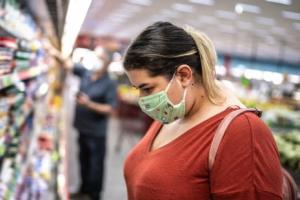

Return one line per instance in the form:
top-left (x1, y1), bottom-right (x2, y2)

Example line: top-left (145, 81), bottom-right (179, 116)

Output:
top-left (123, 22), bottom-right (283, 200)
top-left (67, 47), bottom-right (117, 200)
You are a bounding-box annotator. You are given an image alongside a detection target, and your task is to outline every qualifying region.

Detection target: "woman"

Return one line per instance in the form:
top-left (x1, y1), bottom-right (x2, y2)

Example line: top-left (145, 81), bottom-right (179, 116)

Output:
top-left (123, 22), bottom-right (283, 200)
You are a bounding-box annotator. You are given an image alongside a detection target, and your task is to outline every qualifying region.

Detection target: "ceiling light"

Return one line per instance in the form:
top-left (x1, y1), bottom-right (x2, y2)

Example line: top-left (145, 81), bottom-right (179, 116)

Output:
top-left (266, 0), bottom-right (291, 5)
top-left (235, 3), bottom-right (261, 14)
top-left (172, 3), bottom-right (194, 13)
top-left (215, 10), bottom-right (237, 20)
top-left (189, 0), bottom-right (214, 6)
top-left (256, 17), bottom-right (275, 25)
top-left (61, 0), bottom-right (92, 57)
top-left (282, 11), bottom-right (300, 20)
top-left (235, 4), bottom-right (243, 14)
top-left (127, 0), bottom-right (152, 6)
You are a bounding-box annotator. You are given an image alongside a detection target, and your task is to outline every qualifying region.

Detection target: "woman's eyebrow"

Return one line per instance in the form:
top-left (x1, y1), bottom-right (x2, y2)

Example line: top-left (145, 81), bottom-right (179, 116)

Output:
top-left (131, 83), bottom-right (149, 89)
top-left (137, 83), bottom-right (149, 89)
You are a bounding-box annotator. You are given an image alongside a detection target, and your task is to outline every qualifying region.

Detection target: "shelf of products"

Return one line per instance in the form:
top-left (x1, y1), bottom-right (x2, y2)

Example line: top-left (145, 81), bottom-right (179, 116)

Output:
top-left (0, 1), bottom-right (36, 40)
top-left (14, 93), bottom-right (63, 200)
top-left (0, 65), bottom-right (47, 90)
top-left (0, 60), bottom-right (66, 200)
top-left (0, 80), bottom-right (37, 199)
top-left (274, 132), bottom-right (300, 173)
top-left (263, 108), bottom-right (300, 174)
top-left (0, 1), bottom-right (68, 199)
top-left (0, 34), bottom-right (46, 90)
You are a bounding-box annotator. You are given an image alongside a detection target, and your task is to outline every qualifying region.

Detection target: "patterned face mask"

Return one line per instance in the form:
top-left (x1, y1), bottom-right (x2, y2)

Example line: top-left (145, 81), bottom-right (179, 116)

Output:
top-left (138, 75), bottom-right (187, 124)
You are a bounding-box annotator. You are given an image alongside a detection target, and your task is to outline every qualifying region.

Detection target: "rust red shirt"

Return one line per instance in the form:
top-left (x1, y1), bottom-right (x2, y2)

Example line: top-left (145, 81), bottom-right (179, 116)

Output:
top-left (124, 107), bottom-right (283, 200)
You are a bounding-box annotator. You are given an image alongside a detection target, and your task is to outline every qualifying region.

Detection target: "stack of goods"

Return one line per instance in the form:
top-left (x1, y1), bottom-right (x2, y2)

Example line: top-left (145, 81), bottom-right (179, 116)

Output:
top-left (14, 39), bottom-right (36, 72)
top-left (0, 91), bottom-right (25, 162)
top-left (0, 88), bottom-right (31, 199)
top-left (0, 37), bottom-right (17, 76)
top-left (274, 132), bottom-right (300, 173)
top-left (262, 109), bottom-right (300, 131)
top-left (0, 78), bottom-right (53, 199)
top-left (15, 133), bottom-right (55, 200)
top-left (0, 95), bottom-right (11, 160)
top-left (15, 109), bottom-right (58, 200)
top-left (263, 108), bottom-right (300, 186)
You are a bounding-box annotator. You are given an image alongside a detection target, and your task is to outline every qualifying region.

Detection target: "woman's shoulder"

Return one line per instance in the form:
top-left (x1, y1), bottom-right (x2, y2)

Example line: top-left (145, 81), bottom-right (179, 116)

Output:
top-left (227, 110), bottom-right (271, 135)
top-left (221, 110), bottom-right (277, 153)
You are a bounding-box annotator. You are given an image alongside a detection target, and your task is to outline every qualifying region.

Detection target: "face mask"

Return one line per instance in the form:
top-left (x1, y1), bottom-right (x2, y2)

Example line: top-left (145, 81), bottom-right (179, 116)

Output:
top-left (138, 75), bottom-right (187, 124)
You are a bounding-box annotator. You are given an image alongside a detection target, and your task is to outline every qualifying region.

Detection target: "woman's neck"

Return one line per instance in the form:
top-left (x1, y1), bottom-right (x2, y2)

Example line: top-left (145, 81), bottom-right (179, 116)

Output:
top-left (180, 85), bottom-right (229, 125)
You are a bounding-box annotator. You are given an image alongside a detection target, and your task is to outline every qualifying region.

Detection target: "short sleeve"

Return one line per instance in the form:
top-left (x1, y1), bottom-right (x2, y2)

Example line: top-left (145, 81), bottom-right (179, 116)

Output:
top-left (73, 63), bottom-right (87, 78)
top-left (210, 112), bottom-right (283, 200)
top-left (105, 80), bottom-right (118, 108)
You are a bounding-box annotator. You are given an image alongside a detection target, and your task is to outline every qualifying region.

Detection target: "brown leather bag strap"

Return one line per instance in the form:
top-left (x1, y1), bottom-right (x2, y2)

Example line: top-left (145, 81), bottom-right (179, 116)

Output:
top-left (208, 108), bottom-right (262, 171)
top-left (282, 168), bottom-right (299, 199)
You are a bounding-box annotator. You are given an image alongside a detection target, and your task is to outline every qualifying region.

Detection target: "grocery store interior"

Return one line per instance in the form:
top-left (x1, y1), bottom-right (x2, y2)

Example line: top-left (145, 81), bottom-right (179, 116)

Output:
top-left (0, 0), bottom-right (299, 199)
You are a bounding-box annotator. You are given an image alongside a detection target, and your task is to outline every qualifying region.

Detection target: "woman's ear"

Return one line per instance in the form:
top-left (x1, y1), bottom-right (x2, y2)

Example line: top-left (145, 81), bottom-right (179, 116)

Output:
top-left (176, 65), bottom-right (193, 88)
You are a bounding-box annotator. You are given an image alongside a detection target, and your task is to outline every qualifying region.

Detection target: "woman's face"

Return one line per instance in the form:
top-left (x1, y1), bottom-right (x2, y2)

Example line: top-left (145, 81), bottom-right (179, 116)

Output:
top-left (126, 69), bottom-right (185, 104)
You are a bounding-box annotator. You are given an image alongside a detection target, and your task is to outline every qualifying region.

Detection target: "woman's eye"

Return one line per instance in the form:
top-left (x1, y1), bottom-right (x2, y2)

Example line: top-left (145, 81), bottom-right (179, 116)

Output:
top-left (143, 87), bottom-right (153, 94)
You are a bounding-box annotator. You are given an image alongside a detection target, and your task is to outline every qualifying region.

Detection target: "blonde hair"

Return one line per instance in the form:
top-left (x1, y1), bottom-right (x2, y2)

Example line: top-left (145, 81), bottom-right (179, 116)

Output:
top-left (184, 25), bottom-right (225, 104)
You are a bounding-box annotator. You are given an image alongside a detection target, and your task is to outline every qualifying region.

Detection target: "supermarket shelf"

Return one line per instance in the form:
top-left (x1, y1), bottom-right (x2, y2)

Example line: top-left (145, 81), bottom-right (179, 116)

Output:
top-left (17, 101), bottom-right (43, 191)
top-left (0, 65), bottom-right (47, 90)
top-left (0, 73), bottom-right (17, 90)
top-left (0, 105), bottom-right (33, 161)
top-left (15, 108), bottom-right (33, 129)
top-left (0, 19), bottom-right (21, 39)
top-left (17, 66), bottom-right (46, 80)
top-left (0, 19), bottom-right (34, 40)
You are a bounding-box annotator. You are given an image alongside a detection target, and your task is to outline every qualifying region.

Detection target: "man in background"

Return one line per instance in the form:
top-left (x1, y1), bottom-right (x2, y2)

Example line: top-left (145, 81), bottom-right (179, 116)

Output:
top-left (66, 47), bottom-right (118, 200)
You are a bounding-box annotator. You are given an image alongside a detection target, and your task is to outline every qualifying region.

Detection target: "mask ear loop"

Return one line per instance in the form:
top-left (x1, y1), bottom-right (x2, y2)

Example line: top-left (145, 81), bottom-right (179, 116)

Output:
top-left (166, 72), bottom-right (188, 101)
top-left (182, 87), bottom-right (187, 100)
top-left (174, 74), bottom-right (188, 101)
top-left (165, 73), bottom-right (177, 91)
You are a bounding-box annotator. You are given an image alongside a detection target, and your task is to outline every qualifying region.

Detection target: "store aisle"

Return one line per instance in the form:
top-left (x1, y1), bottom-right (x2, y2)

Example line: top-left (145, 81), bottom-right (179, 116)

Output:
top-left (68, 119), bottom-right (132, 200)
top-left (103, 118), bottom-right (132, 200)
top-left (65, 75), bottom-right (134, 200)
